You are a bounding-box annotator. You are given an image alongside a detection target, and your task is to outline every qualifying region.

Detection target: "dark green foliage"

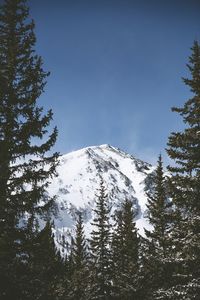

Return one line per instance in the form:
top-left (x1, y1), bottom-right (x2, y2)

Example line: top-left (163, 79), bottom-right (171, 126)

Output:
top-left (145, 155), bottom-right (172, 258)
top-left (111, 209), bottom-right (124, 299)
top-left (1, 0), bottom-right (199, 298)
top-left (67, 213), bottom-right (88, 300)
top-left (27, 221), bottom-right (64, 300)
top-left (164, 40), bottom-right (200, 298)
top-left (167, 41), bottom-right (200, 210)
top-left (0, 0), bottom-right (58, 298)
top-left (141, 155), bottom-right (173, 299)
top-left (55, 241), bottom-right (75, 300)
top-left (112, 199), bottom-right (139, 300)
top-left (88, 178), bottom-right (112, 300)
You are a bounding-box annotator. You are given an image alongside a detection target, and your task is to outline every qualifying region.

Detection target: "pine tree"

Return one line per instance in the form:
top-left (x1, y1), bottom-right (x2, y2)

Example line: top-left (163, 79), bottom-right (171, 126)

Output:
top-left (88, 178), bottom-right (112, 300)
top-left (67, 212), bottom-right (88, 300)
top-left (142, 155), bottom-right (173, 299)
top-left (56, 236), bottom-right (75, 300)
top-left (0, 0), bottom-right (58, 298)
top-left (163, 41), bottom-right (200, 299)
top-left (111, 209), bottom-right (124, 299)
top-left (112, 199), bottom-right (139, 300)
top-left (28, 221), bottom-right (64, 300)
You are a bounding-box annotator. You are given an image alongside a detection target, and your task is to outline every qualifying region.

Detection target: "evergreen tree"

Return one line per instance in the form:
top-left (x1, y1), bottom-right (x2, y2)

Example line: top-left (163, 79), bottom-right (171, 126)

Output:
top-left (111, 209), bottom-right (124, 299)
top-left (163, 41), bottom-right (200, 299)
top-left (56, 236), bottom-right (74, 300)
top-left (0, 0), bottom-right (58, 298)
top-left (112, 199), bottom-right (139, 300)
top-left (142, 155), bottom-right (173, 299)
top-left (28, 221), bottom-right (64, 300)
top-left (67, 212), bottom-right (88, 300)
top-left (88, 178), bottom-right (112, 300)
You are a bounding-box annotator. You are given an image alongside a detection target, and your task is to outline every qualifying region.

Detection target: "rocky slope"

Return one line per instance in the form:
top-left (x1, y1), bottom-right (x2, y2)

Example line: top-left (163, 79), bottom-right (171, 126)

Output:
top-left (47, 144), bottom-right (154, 249)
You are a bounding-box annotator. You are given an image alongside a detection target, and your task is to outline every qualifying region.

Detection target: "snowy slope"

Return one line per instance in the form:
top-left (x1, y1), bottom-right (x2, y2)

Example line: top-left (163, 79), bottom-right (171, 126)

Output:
top-left (47, 144), bottom-right (154, 247)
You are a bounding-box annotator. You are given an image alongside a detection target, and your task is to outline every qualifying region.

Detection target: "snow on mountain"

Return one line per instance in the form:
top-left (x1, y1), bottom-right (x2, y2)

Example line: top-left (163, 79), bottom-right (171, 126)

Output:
top-left (47, 144), bottom-right (154, 248)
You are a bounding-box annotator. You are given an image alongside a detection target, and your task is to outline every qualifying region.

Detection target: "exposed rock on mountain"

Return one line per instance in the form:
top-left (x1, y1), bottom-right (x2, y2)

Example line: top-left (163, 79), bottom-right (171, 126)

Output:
top-left (47, 144), bottom-right (154, 248)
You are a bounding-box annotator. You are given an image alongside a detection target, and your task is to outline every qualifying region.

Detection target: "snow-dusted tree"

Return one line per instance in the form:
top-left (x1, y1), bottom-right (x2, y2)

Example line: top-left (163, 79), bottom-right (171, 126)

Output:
top-left (0, 0), bottom-right (58, 298)
top-left (67, 212), bottom-right (88, 300)
top-left (27, 221), bottom-right (64, 300)
top-left (140, 155), bottom-right (173, 299)
top-left (161, 41), bottom-right (200, 299)
top-left (111, 209), bottom-right (124, 299)
top-left (87, 178), bottom-right (112, 300)
top-left (112, 199), bottom-right (139, 300)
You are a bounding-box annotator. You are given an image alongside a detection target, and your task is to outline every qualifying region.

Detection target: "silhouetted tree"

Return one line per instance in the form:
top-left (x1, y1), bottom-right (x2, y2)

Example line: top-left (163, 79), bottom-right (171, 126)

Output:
top-left (88, 178), bottom-right (112, 300)
top-left (68, 213), bottom-right (88, 300)
top-left (162, 40), bottom-right (200, 299)
top-left (0, 0), bottom-right (58, 298)
top-left (142, 155), bottom-right (173, 299)
top-left (112, 199), bottom-right (139, 299)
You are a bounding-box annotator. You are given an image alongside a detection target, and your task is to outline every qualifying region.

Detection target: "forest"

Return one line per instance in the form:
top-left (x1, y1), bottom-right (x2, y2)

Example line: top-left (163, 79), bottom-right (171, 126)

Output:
top-left (0, 0), bottom-right (200, 299)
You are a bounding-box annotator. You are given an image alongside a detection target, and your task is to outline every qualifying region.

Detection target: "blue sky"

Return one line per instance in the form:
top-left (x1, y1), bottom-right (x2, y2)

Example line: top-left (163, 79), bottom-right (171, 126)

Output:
top-left (29, 0), bottom-right (200, 163)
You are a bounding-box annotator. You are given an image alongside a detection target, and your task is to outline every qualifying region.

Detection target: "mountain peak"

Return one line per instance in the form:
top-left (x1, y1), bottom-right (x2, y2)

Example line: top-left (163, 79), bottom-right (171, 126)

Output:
top-left (47, 145), bottom-right (154, 248)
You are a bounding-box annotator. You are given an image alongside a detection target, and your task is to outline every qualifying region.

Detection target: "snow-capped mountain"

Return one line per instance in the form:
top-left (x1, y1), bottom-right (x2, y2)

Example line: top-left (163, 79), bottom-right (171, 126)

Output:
top-left (48, 144), bottom-right (154, 247)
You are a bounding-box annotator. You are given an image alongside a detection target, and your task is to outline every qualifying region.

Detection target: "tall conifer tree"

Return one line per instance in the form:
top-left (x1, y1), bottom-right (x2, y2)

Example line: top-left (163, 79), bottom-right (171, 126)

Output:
top-left (111, 209), bottom-right (123, 299)
top-left (68, 212), bottom-right (88, 300)
top-left (0, 0), bottom-right (58, 298)
top-left (142, 155), bottom-right (173, 299)
top-left (27, 221), bottom-right (63, 300)
top-left (163, 41), bottom-right (200, 299)
top-left (112, 199), bottom-right (139, 300)
top-left (88, 178), bottom-right (112, 300)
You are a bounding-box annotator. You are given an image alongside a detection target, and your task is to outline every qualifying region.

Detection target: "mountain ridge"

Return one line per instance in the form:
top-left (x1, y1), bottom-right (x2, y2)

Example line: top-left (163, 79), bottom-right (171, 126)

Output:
top-left (47, 144), bottom-right (154, 248)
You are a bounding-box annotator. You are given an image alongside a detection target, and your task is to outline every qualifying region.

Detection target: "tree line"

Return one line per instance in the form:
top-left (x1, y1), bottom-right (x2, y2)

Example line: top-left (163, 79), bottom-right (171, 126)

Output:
top-left (0, 0), bottom-right (199, 299)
